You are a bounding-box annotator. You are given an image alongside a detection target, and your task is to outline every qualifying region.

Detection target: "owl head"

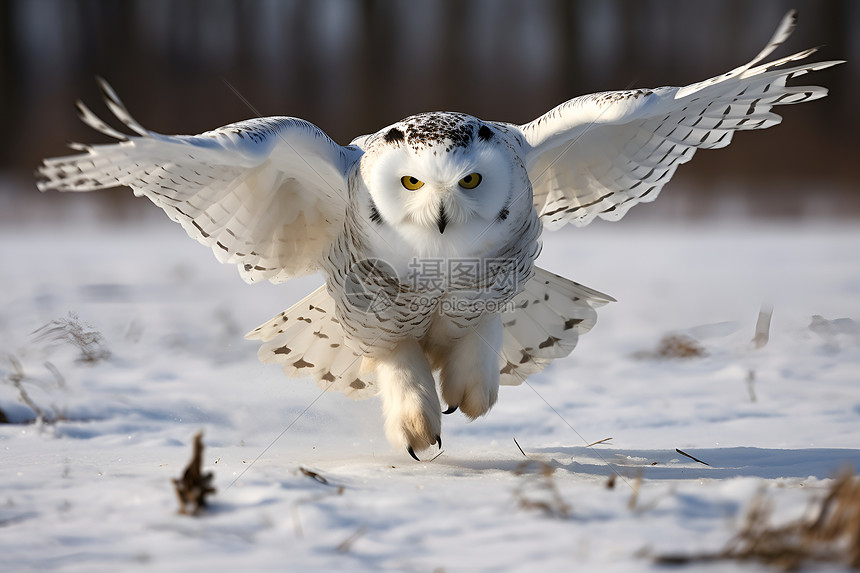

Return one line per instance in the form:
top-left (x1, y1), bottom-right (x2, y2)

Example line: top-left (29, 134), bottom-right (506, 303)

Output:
top-left (355, 112), bottom-right (530, 259)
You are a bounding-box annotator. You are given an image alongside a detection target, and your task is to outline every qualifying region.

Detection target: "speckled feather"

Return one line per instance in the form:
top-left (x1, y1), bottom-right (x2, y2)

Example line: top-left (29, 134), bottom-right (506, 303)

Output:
top-left (247, 285), bottom-right (376, 398)
top-left (498, 268), bottom-right (614, 386)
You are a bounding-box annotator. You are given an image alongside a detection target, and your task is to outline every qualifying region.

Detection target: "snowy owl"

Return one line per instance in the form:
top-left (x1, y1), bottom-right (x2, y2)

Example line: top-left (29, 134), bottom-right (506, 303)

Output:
top-left (38, 11), bottom-right (841, 459)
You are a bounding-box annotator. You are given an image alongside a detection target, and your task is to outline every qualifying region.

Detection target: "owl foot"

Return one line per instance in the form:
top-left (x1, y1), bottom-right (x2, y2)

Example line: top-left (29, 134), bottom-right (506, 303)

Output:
top-left (377, 338), bottom-right (442, 456)
top-left (439, 314), bottom-right (502, 420)
top-left (407, 435), bottom-right (442, 461)
top-left (441, 369), bottom-right (499, 419)
top-left (383, 390), bottom-right (441, 456)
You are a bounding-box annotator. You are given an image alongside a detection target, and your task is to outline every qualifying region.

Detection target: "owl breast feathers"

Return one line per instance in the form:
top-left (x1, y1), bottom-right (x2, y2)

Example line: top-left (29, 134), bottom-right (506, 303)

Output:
top-left (38, 10), bottom-right (842, 459)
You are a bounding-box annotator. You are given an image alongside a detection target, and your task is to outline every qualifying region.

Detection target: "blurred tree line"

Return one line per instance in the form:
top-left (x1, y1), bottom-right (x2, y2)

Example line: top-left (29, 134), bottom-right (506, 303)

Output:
top-left (1, 0), bottom-right (857, 218)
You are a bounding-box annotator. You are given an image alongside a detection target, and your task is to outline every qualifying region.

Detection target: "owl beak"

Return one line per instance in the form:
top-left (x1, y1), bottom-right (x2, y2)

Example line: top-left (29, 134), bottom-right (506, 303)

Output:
top-left (436, 204), bottom-right (448, 234)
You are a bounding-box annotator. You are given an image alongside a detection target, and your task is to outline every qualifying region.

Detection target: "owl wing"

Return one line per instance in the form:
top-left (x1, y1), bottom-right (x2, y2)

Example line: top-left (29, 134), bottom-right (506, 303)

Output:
top-left (498, 267), bottom-right (614, 386)
top-left (517, 10), bottom-right (843, 230)
top-left (246, 285), bottom-right (379, 400)
top-left (37, 79), bottom-right (362, 283)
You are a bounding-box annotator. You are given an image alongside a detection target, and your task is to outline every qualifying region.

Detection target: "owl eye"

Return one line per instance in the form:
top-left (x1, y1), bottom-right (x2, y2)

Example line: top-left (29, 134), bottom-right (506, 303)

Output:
top-left (401, 176), bottom-right (425, 190)
top-left (458, 173), bottom-right (482, 189)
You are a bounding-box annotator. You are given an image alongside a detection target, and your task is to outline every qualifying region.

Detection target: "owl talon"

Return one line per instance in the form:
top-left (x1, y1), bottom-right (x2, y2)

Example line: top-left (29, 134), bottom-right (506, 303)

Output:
top-left (436, 435), bottom-right (442, 449)
top-left (442, 405), bottom-right (458, 415)
top-left (407, 446), bottom-right (420, 461)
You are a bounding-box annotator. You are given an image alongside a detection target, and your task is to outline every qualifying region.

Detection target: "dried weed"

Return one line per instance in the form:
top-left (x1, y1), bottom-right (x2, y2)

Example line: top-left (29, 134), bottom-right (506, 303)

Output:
top-left (655, 470), bottom-right (860, 570)
top-left (633, 333), bottom-right (707, 360)
top-left (33, 312), bottom-right (110, 364)
top-left (173, 432), bottom-right (216, 515)
top-left (3, 355), bottom-right (66, 424)
top-left (513, 460), bottom-right (571, 519)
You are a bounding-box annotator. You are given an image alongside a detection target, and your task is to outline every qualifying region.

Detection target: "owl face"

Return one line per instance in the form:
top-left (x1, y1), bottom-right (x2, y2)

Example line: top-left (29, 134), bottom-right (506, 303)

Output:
top-left (358, 113), bottom-right (525, 259)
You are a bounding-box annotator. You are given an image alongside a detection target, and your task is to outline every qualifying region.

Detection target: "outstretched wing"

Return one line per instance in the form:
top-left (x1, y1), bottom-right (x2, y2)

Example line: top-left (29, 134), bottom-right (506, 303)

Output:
top-left (247, 285), bottom-right (379, 400)
top-left (37, 79), bottom-right (363, 283)
top-left (498, 267), bottom-right (614, 386)
top-left (518, 10), bottom-right (843, 231)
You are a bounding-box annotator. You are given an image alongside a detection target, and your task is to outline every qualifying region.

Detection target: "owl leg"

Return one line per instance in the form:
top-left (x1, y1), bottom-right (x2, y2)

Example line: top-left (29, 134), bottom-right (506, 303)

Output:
top-left (440, 313), bottom-right (502, 420)
top-left (377, 337), bottom-right (442, 457)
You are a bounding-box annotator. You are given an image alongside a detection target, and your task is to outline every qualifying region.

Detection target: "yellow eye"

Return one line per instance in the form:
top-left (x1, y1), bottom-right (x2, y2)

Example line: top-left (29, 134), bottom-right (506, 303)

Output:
top-left (401, 176), bottom-right (424, 190)
top-left (458, 173), bottom-right (482, 189)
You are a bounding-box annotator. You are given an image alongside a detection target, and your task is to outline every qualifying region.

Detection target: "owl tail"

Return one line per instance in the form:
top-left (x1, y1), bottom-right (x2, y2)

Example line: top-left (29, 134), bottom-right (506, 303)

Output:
top-left (245, 285), bottom-right (379, 399)
top-left (247, 267), bottom-right (613, 396)
top-left (498, 267), bottom-right (614, 386)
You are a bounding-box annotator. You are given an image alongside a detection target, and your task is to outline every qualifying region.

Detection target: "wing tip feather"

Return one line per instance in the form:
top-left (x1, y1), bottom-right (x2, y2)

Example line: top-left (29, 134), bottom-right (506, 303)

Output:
top-left (95, 77), bottom-right (149, 137)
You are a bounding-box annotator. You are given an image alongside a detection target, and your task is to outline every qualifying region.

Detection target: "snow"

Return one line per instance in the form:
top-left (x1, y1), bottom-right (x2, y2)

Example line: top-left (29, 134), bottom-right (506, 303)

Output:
top-left (1, 211), bottom-right (859, 572)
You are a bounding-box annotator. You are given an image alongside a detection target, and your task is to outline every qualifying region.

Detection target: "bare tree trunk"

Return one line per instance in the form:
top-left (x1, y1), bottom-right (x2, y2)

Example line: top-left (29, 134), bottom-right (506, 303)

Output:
top-left (0, 0), bottom-right (21, 168)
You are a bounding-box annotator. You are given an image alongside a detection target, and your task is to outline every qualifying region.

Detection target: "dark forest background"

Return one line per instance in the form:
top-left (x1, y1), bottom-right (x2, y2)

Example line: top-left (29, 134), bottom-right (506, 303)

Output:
top-left (1, 0), bottom-right (857, 222)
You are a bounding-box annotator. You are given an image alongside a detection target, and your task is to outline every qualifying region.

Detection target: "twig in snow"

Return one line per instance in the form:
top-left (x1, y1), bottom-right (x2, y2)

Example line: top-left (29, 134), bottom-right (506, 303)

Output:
top-left (606, 474), bottom-right (617, 489)
top-left (173, 432), bottom-right (216, 515)
top-left (513, 437), bottom-right (527, 457)
top-left (336, 527), bottom-right (367, 553)
top-left (676, 448), bottom-right (711, 467)
top-left (299, 467), bottom-right (329, 485)
top-left (298, 466), bottom-right (346, 491)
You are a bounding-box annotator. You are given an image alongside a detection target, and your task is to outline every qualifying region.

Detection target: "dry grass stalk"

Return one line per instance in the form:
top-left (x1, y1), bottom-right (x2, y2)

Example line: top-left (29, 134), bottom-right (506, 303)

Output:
top-left (173, 432), bottom-right (216, 515)
top-left (746, 370), bottom-right (758, 402)
top-left (513, 460), bottom-right (570, 518)
top-left (335, 526), bottom-right (367, 553)
top-left (627, 469), bottom-right (644, 511)
top-left (43, 361), bottom-right (66, 389)
top-left (655, 470), bottom-right (860, 570)
top-left (750, 304), bottom-right (774, 349)
top-left (33, 312), bottom-right (110, 364)
top-left (4, 355), bottom-right (65, 424)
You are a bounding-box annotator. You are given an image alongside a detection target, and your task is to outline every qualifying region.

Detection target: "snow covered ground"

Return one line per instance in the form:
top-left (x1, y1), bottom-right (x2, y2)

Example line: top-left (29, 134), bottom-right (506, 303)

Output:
top-left (1, 209), bottom-right (859, 572)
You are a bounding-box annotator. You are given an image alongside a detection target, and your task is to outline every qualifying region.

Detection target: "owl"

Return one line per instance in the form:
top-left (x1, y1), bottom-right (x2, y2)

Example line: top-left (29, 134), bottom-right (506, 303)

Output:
top-left (38, 11), bottom-right (840, 459)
